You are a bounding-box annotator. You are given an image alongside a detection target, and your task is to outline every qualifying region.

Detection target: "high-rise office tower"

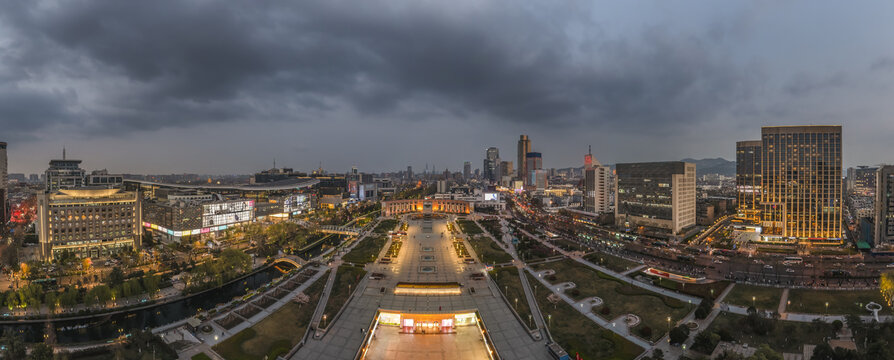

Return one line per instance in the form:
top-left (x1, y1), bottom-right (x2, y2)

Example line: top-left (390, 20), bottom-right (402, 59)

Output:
top-left (407, 166), bottom-right (413, 181)
top-left (0, 142), bottom-right (6, 223)
top-left (483, 147), bottom-right (500, 182)
top-left (760, 125), bottom-right (842, 243)
top-left (525, 152), bottom-right (542, 186)
top-left (874, 165), bottom-right (894, 250)
top-left (736, 140), bottom-right (762, 222)
top-left (854, 166), bottom-right (878, 196)
top-left (615, 161), bottom-right (696, 234)
top-left (463, 161), bottom-right (471, 179)
top-left (499, 161), bottom-right (513, 183)
top-left (584, 147), bottom-right (610, 214)
top-left (517, 135), bottom-right (531, 179)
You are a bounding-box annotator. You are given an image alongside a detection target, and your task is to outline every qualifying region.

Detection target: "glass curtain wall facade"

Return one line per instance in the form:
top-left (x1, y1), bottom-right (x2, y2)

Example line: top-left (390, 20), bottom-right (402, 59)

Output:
top-left (736, 140), bottom-right (762, 222)
top-left (760, 126), bottom-right (842, 243)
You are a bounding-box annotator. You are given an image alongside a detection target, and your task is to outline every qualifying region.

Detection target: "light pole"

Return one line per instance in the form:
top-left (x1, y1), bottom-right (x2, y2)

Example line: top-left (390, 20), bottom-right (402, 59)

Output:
top-left (528, 314), bottom-right (532, 328)
top-left (515, 297), bottom-right (518, 310)
top-left (752, 296), bottom-right (756, 308)
top-left (666, 317), bottom-right (671, 343)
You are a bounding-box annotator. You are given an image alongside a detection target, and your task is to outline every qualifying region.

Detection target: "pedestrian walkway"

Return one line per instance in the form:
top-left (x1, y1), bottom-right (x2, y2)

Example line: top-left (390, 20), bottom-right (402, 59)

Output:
top-left (311, 265), bottom-right (340, 338)
top-left (517, 267), bottom-right (546, 332)
top-left (778, 288), bottom-right (790, 318)
top-left (641, 282), bottom-right (736, 360)
top-left (515, 227), bottom-right (701, 305)
top-left (525, 267), bottom-right (651, 350)
top-left (622, 265), bottom-right (647, 276)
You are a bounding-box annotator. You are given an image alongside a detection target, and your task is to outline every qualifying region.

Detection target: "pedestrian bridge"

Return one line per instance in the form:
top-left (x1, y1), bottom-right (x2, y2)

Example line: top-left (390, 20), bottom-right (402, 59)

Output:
top-left (272, 255), bottom-right (305, 269)
top-left (318, 225), bottom-right (361, 236)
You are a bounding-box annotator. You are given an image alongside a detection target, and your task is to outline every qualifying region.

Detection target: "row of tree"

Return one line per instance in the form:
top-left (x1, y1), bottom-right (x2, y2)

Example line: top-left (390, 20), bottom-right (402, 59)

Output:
top-left (0, 272), bottom-right (164, 312)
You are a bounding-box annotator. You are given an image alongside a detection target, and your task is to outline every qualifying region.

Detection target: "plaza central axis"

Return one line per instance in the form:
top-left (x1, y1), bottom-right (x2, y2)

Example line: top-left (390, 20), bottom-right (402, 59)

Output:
top-left (293, 210), bottom-right (551, 359)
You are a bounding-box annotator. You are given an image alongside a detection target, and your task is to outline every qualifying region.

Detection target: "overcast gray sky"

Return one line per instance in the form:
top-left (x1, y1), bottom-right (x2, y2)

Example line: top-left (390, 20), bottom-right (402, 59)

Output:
top-left (2, 0), bottom-right (894, 175)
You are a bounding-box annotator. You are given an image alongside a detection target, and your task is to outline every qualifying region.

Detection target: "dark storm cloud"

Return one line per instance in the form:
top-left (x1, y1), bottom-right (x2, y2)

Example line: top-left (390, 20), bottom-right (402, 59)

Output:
top-left (783, 72), bottom-right (849, 97)
top-left (0, 0), bottom-right (753, 137)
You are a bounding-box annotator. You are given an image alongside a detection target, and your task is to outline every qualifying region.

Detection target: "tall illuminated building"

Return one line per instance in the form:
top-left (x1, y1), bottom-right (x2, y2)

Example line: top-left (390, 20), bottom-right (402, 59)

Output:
top-left (483, 147), bottom-right (500, 182)
top-left (760, 125), bottom-right (842, 243)
top-left (525, 152), bottom-right (542, 186)
top-left (875, 165), bottom-right (894, 250)
top-left (0, 142), bottom-right (6, 223)
top-left (517, 135), bottom-right (531, 179)
top-left (853, 166), bottom-right (878, 196)
top-left (736, 140), bottom-right (762, 222)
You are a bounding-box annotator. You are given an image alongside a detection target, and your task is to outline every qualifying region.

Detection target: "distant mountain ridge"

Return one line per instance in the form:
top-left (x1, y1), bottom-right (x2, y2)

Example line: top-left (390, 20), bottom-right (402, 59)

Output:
top-left (681, 157), bottom-right (735, 177)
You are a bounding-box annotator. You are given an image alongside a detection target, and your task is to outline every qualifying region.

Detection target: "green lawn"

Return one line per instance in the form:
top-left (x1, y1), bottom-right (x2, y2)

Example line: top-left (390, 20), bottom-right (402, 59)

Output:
top-left (320, 265), bottom-right (367, 328)
top-left (213, 271), bottom-right (327, 360)
top-left (701, 312), bottom-right (832, 353)
top-left (724, 284), bottom-right (783, 311)
top-left (787, 288), bottom-right (892, 316)
top-left (532, 259), bottom-right (693, 342)
top-left (550, 237), bottom-right (587, 252)
top-left (479, 219), bottom-right (503, 238)
top-left (342, 235), bottom-right (387, 264)
top-left (372, 219), bottom-right (399, 234)
top-left (583, 252), bottom-right (641, 273)
top-left (456, 219), bottom-right (483, 235)
top-left (492, 267), bottom-right (534, 329)
top-left (649, 277), bottom-right (730, 300)
top-left (525, 272), bottom-right (644, 360)
top-left (468, 236), bottom-right (514, 264)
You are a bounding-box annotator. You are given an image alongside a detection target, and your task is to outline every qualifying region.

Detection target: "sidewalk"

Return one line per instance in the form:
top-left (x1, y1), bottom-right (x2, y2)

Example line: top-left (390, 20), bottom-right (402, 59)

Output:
top-left (526, 267), bottom-right (652, 350)
top-left (515, 227), bottom-right (701, 305)
top-left (642, 282), bottom-right (736, 359)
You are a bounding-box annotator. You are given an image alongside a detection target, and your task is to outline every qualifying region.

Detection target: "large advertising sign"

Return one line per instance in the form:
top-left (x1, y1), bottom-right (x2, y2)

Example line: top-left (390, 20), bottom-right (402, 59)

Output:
top-left (203, 200), bottom-right (254, 227)
top-left (283, 194), bottom-right (309, 213)
top-left (483, 192), bottom-right (499, 201)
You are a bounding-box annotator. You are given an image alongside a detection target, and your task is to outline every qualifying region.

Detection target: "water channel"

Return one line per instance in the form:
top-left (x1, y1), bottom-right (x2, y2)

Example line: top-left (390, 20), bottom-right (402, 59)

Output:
top-left (0, 265), bottom-right (290, 343)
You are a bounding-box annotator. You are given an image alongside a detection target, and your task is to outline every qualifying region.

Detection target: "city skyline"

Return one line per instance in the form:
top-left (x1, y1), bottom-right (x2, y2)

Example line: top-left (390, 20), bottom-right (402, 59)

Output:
top-left (3, 1), bottom-right (894, 174)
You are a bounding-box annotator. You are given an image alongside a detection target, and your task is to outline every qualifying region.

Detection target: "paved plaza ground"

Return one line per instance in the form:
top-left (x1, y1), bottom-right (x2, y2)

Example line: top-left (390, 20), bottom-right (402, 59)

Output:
top-left (364, 326), bottom-right (490, 360)
top-left (292, 216), bottom-right (550, 359)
